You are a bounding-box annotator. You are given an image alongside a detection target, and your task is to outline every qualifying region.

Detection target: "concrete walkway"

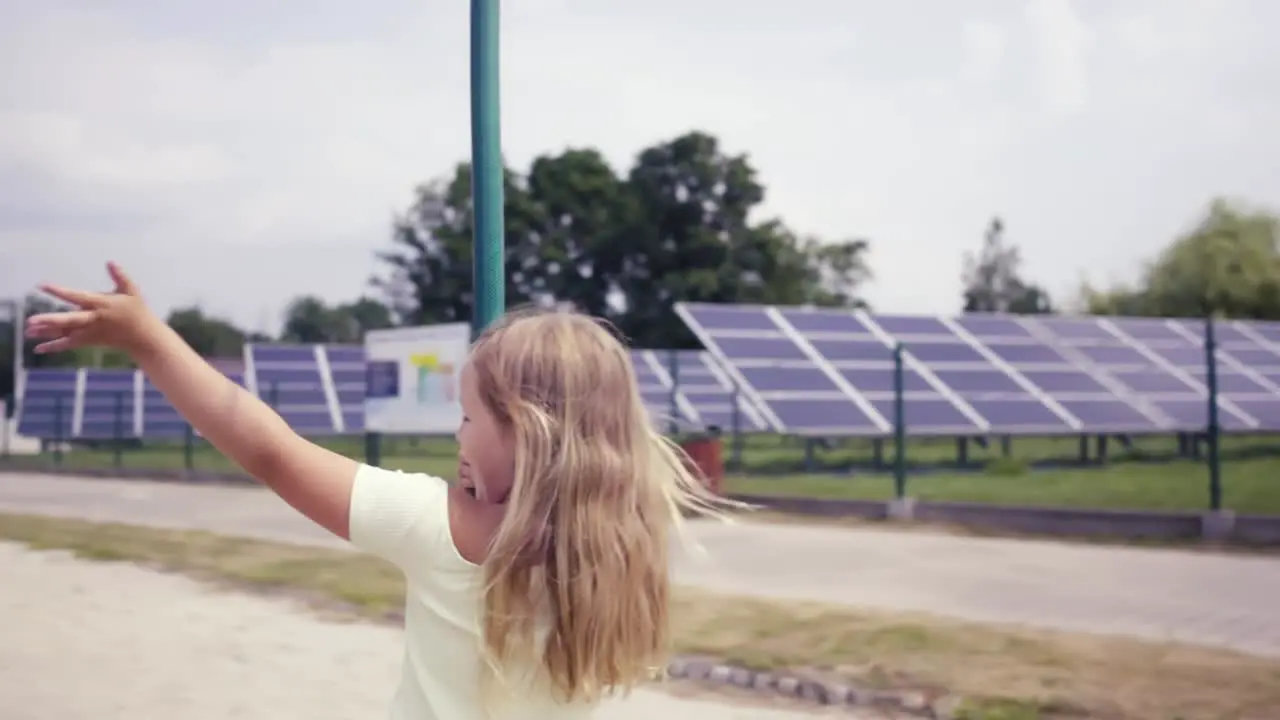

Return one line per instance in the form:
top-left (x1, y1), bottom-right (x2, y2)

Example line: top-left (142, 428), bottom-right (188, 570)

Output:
top-left (3, 472), bottom-right (1279, 657)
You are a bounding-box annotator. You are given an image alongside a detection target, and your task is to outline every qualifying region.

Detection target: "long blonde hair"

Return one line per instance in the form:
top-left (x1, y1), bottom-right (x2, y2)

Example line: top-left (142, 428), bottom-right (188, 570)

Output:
top-left (469, 308), bottom-right (731, 704)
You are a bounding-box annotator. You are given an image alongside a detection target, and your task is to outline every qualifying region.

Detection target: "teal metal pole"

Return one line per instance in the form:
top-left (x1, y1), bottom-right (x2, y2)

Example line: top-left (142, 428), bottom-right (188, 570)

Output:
top-left (1204, 316), bottom-right (1222, 510)
top-left (892, 343), bottom-right (907, 498)
top-left (470, 0), bottom-right (505, 336)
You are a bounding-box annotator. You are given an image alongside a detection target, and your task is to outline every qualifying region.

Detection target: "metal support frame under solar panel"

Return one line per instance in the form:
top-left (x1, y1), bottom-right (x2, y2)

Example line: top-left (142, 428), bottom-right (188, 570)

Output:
top-left (674, 302), bottom-right (1280, 440)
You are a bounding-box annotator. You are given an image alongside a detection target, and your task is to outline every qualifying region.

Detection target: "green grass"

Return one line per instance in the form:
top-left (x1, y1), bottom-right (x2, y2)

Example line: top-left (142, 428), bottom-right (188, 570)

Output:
top-left (4, 512), bottom-right (1279, 720)
top-left (5, 433), bottom-right (1280, 514)
top-left (728, 459), bottom-right (1280, 515)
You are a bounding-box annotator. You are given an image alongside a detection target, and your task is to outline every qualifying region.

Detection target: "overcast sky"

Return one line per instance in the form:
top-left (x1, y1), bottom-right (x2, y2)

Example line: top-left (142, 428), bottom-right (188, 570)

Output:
top-left (2, 0), bottom-right (1278, 335)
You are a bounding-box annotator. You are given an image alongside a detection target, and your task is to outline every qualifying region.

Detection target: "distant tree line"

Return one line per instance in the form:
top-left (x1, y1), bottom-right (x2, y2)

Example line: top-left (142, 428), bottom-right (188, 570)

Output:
top-left (4, 127), bottom-right (1278, 404)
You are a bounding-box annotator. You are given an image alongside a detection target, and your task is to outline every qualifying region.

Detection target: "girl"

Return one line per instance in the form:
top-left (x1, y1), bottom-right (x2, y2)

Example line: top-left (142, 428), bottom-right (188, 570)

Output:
top-left (27, 263), bottom-right (732, 720)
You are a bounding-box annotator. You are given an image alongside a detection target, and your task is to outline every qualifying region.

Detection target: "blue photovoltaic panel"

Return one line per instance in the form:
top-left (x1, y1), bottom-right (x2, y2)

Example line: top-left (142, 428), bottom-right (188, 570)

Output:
top-left (954, 315), bottom-right (1035, 338)
top-left (808, 338), bottom-right (892, 362)
top-left (631, 349), bottom-right (767, 432)
top-left (964, 398), bottom-right (1070, 431)
top-left (249, 344), bottom-right (335, 434)
top-left (872, 315), bottom-right (952, 336)
top-left (768, 397), bottom-right (879, 434)
top-left (16, 369), bottom-right (77, 439)
top-left (325, 344), bottom-right (365, 432)
top-left (80, 369), bottom-right (136, 439)
top-left (1240, 320), bottom-right (1280, 343)
top-left (775, 308), bottom-right (872, 334)
top-left (1023, 315), bottom-right (1262, 432)
top-left (16, 313), bottom-right (1280, 442)
top-left (838, 367), bottom-right (932, 393)
top-left (677, 303), bottom-right (892, 435)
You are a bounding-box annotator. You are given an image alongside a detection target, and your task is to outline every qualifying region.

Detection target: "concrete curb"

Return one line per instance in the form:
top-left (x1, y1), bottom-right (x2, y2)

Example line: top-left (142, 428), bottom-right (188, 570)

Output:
top-left (665, 656), bottom-right (950, 719)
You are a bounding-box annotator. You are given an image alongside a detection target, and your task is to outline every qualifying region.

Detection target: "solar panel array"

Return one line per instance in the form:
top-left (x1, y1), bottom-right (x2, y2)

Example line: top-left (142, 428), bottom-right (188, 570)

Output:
top-left (17, 308), bottom-right (1280, 440)
top-left (17, 345), bottom-right (340, 439)
top-left (17, 344), bottom-right (757, 438)
top-left (675, 303), bottom-right (1280, 437)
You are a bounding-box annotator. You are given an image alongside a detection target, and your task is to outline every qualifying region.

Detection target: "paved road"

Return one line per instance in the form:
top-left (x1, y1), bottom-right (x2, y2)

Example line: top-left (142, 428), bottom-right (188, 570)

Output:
top-left (3, 472), bottom-right (1279, 657)
top-left (1, 541), bottom-right (864, 720)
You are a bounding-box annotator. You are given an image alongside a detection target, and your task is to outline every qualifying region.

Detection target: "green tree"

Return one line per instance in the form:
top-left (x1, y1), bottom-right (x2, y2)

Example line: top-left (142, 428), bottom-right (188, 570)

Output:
top-left (525, 148), bottom-right (631, 321)
top-left (611, 132), bottom-right (873, 346)
top-left (962, 217), bottom-right (1053, 314)
top-left (374, 163), bottom-right (545, 326)
top-left (375, 131), bottom-right (875, 348)
top-left (281, 295), bottom-right (394, 343)
top-left (1081, 198), bottom-right (1280, 318)
top-left (167, 307), bottom-right (248, 358)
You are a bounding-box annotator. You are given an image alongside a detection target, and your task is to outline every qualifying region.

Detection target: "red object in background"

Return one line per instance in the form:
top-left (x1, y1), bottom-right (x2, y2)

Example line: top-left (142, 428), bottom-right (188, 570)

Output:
top-left (680, 434), bottom-right (724, 496)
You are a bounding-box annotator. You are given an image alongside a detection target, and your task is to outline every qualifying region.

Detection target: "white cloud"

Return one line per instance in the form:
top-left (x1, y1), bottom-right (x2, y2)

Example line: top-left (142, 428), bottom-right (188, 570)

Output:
top-left (1026, 0), bottom-right (1089, 113)
top-left (960, 19), bottom-right (1007, 85)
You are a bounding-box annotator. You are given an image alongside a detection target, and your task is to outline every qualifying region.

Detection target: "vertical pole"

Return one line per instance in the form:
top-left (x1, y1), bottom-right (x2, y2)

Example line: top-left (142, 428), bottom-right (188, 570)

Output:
top-left (1204, 316), bottom-right (1222, 511)
top-left (53, 393), bottom-right (64, 467)
top-left (113, 390), bottom-right (124, 469)
top-left (470, 0), bottom-right (505, 337)
top-left (892, 343), bottom-right (907, 499)
top-left (10, 297), bottom-right (22, 409)
top-left (183, 422), bottom-right (195, 472)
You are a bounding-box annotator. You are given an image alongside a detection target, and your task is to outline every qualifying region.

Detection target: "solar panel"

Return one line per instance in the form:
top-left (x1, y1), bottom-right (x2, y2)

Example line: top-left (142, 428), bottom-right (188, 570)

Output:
top-left (79, 369), bottom-right (137, 439)
top-left (247, 343), bottom-right (338, 435)
top-left (674, 303), bottom-right (1277, 437)
top-left (14, 312), bottom-right (1280, 443)
top-left (16, 369), bottom-right (77, 439)
top-left (1027, 317), bottom-right (1264, 432)
top-left (323, 344), bottom-right (365, 433)
top-left (629, 349), bottom-right (767, 432)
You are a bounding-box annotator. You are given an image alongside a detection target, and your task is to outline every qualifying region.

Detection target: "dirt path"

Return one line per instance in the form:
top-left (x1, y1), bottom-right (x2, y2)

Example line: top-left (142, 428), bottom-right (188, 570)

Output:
top-left (0, 541), bottom-right (868, 720)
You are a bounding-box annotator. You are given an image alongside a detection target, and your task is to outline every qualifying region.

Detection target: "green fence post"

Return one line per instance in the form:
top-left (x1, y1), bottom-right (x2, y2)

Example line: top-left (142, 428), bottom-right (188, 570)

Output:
top-left (470, 0), bottom-right (505, 337)
top-left (51, 393), bottom-right (64, 467)
top-left (112, 390), bottom-right (124, 469)
top-left (1204, 316), bottom-right (1222, 511)
top-left (892, 343), bottom-right (907, 499)
top-left (183, 422), bottom-right (195, 472)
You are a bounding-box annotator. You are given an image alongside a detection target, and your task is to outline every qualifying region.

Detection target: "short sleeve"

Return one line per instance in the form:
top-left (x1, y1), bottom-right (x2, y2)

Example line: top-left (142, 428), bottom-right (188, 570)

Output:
top-left (348, 464), bottom-right (452, 570)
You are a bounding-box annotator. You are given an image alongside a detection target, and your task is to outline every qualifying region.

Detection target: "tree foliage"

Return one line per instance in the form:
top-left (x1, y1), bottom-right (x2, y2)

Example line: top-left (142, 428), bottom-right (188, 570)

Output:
top-left (281, 296), bottom-right (394, 344)
top-left (166, 307), bottom-right (255, 359)
top-left (373, 131), bottom-right (874, 347)
top-left (1081, 199), bottom-right (1280, 319)
top-left (961, 217), bottom-right (1053, 315)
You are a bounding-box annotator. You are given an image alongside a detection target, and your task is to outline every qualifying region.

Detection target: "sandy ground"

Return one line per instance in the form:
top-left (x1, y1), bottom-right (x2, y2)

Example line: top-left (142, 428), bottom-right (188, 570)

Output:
top-left (0, 542), bottom-right (870, 720)
top-left (3, 472), bottom-right (1279, 657)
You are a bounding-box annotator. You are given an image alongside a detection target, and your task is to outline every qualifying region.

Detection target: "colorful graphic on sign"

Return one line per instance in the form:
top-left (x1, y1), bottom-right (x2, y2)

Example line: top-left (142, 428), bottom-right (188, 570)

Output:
top-left (363, 323), bottom-right (470, 434)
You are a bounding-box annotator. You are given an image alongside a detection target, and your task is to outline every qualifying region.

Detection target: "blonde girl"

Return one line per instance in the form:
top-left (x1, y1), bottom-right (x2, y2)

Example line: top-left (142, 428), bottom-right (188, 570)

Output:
top-left (27, 263), bottom-right (730, 720)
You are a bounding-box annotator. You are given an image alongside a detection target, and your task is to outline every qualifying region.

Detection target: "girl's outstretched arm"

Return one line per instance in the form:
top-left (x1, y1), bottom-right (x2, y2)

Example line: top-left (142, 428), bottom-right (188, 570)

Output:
top-left (27, 263), bottom-right (360, 540)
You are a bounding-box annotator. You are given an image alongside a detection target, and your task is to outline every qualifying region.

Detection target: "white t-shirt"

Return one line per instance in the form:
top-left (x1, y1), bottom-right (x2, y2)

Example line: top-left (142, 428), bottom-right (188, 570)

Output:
top-left (348, 464), bottom-right (598, 720)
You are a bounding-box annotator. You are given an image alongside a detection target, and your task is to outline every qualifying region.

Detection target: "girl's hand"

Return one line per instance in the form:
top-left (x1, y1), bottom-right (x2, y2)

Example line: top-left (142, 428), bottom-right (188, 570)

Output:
top-left (26, 262), bottom-right (162, 356)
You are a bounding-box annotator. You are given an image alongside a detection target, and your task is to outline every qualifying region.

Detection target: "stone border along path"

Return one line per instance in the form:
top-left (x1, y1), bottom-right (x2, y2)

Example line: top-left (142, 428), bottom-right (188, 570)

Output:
top-left (1, 541), bottom-right (888, 720)
top-left (2, 471), bottom-right (1279, 662)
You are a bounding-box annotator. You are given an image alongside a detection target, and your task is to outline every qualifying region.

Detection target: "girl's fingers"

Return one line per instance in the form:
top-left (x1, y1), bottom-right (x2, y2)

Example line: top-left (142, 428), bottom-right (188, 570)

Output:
top-left (33, 335), bottom-right (82, 355)
top-left (26, 311), bottom-right (96, 336)
top-left (107, 262), bottom-right (140, 296)
top-left (39, 284), bottom-right (103, 309)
